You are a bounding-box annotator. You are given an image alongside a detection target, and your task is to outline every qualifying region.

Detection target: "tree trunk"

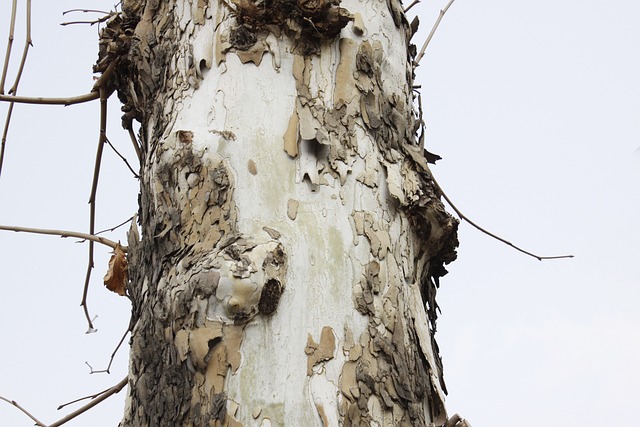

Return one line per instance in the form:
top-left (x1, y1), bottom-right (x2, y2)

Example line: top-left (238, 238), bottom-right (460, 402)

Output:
top-left (101, 0), bottom-right (458, 425)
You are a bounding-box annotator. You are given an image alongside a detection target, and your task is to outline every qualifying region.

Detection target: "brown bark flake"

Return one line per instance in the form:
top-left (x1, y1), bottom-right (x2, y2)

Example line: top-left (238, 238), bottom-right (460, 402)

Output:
top-left (103, 243), bottom-right (128, 296)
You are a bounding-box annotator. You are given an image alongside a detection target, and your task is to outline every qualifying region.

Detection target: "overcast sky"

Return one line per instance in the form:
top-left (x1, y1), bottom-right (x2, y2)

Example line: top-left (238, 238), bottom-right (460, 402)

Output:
top-left (0, 1), bottom-right (638, 426)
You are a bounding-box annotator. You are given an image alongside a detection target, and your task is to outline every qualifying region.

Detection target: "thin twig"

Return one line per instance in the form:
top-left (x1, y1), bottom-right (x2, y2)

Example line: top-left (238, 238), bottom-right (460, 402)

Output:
top-left (105, 136), bottom-right (140, 178)
top-left (125, 120), bottom-right (142, 163)
top-left (57, 381), bottom-right (113, 410)
top-left (0, 0), bottom-right (17, 94)
top-left (60, 16), bottom-right (113, 27)
top-left (430, 174), bottom-right (574, 261)
top-left (0, 224), bottom-right (121, 249)
top-left (81, 87), bottom-right (109, 333)
top-left (404, 0), bottom-right (420, 13)
top-left (0, 0), bottom-right (32, 179)
top-left (415, 0), bottom-right (456, 65)
top-left (85, 328), bottom-right (130, 375)
top-left (8, 0), bottom-right (32, 95)
top-left (95, 216), bottom-right (134, 236)
top-left (0, 396), bottom-right (46, 426)
top-left (0, 91), bottom-right (100, 105)
top-left (48, 376), bottom-right (128, 427)
top-left (62, 9), bottom-right (110, 15)
top-left (0, 101), bottom-right (15, 179)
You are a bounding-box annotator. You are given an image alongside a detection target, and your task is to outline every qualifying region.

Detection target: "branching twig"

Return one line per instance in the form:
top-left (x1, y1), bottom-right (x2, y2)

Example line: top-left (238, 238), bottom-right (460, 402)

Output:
top-left (57, 381), bottom-right (112, 410)
top-left (61, 8), bottom-right (115, 26)
top-left (1, 376), bottom-right (128, 427)
top-left (81, 87), bottom-right (109, 333)
top-left (0, 0), bottom-right (32, 179)
top-left (0, 91), bottom-right (100, 105)
top-left (7, 0), bottom-right (32, 96)
top-left (0, 0), bottom-right (17, 95)
top-left (0, 396), bottom-right (46, 426)
top-left (85, 328), bottom-right (130, 375)
top-left (48, 376), bottom-right (128, 427)
top-left (415, 0), bottom-right (456, 65)
top-left (105, 136), bottom-right (140, 178)
top-left (0, 224), bottom-right (122, 249)
top-left (430, 174), bottom-right (574, 261)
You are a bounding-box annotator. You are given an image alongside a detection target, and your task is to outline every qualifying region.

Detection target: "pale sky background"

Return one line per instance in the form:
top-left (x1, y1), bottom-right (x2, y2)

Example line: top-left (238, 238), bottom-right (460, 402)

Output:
top-left (0, 1), bottom-right (638, 426)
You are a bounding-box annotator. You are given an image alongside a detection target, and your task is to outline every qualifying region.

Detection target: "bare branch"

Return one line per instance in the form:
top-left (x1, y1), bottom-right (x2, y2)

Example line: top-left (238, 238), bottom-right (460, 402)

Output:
top-left (430, 174), bottom-right (574, 261)
top-left (48, 376), bottom-right (128, 427)
top-left (85, 328), bottom-right (131, 375)
top-left (60, 16), bottom-right (114, 27)
top-left (125, 120), bottom-right (143, 163)
top-left (0, 224), bottom-right (122, 250)
top-left (415, 0), bottom-right (456, 65)
top-left (0, 396), bottom-right (46, 426)
top-left (2, 375), bottom-right (128, 427)
top-left (0, 0), bottom-right (32, 179)
top-left (8, 0), bottom-right (32, 95)
top-left (0, 101), bottom-right (15, 179)
top-left (57, 380), bottom-right (113, 410)
top-left (0, 91), bottom-right (100, 105)
top-left (95, 216), bottom-right (134, 236)
top-left (404, 0), bottom-right (420, 13)
top-left (81, 86), bottom-right (109, 332)
top-left (62, 9), bottom-right (110, 15)
top-left (0, 0), bottom-right (17, 94)
top-left (105, 135), bottom-right (140, 178)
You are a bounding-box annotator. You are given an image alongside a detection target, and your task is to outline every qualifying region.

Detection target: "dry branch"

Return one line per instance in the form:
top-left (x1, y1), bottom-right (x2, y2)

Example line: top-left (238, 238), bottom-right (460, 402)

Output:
top-left (0, 0), bottom-right (18, 95)
top-left (0, 0), bottom-right (32, 179)
top-left (62, 9), bottom-right (110, 15)
top-left (125, 122), bottom-right (143, 163)
top-left (95, 216), bottom-right (134, 236)
top-left (415, 0), bottom-right (456, 65)
top-left (0, 396), bottom-right (46, 427)
top-left (430, 174), bottom-right (574, 261)
top-left (81, 86), bottom-right (109, 332)
top-left (2, 375), bottom-right (127, 427)
top-left (105, 135), bottom-right (140, 178)
top-left (0, 91), bottom-right (100, 105)
top-left (404, 0), bottom-right (420, 13)
top-left (48, 376), bottom-right (128, 427)
top-left (85, 328), bottom-right (131, 375)
top-left (61, 8), bottom-right (115, 26)
top-left (6, 0), bottom-right (32, 96)
top-left (0, 224), bottom-right (121, 249)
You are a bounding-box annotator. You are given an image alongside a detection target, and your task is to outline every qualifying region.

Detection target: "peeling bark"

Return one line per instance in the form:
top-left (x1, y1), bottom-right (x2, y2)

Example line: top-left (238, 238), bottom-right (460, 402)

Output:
top-left (101, 0), bottom-right (459, 425)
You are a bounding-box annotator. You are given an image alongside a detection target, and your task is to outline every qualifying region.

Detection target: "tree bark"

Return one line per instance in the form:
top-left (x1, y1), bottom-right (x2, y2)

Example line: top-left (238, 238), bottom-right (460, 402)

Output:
top-left (102, 0), bottom-right (458, 425)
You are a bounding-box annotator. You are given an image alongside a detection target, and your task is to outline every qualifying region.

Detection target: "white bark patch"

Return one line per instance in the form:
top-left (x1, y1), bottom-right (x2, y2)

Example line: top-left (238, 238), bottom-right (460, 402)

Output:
top-left (108, 0), bottom-right (459, 425)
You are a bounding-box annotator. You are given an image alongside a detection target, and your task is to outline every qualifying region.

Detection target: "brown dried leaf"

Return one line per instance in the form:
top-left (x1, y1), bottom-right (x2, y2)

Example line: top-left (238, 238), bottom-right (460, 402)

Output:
top-left (103, 244), bottom-right (128, 296)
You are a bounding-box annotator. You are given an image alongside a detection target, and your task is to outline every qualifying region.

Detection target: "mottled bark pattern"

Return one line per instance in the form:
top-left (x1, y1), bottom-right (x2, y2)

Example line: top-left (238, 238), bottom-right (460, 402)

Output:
top-left (101, 0), bottom-right (458, 425)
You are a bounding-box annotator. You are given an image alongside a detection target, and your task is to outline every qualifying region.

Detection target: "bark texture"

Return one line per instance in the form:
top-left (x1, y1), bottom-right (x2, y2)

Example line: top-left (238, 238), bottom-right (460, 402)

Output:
top-left (98, 0), bottom-right (458, 425)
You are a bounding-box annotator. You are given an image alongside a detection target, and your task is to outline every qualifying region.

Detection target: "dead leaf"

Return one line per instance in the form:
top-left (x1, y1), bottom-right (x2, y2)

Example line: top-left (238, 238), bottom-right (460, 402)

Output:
top-left (103, 244), bottom-right (128, 296)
